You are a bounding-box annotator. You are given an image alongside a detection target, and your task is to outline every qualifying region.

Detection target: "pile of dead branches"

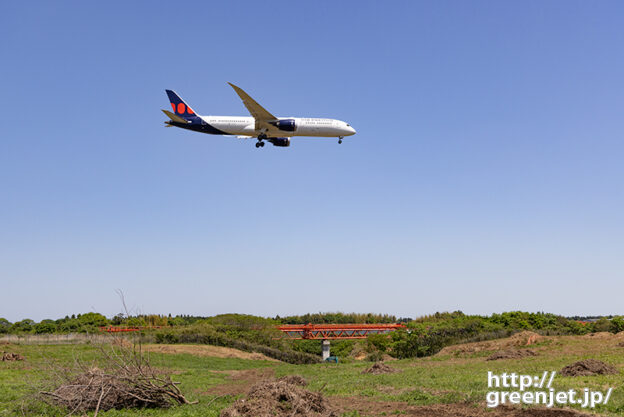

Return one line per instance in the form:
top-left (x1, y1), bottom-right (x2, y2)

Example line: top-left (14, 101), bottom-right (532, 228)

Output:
top-left (220, 376), bottom-right (336, 417)
top-left (39, 344), bottom-right (196, 415)
top-left (1, 352), bottom-right (24, 361)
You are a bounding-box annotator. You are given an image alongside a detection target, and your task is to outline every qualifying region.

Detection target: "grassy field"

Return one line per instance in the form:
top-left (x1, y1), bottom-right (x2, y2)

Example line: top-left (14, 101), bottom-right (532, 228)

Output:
top-left (1, 333), bottom-right (623, 416)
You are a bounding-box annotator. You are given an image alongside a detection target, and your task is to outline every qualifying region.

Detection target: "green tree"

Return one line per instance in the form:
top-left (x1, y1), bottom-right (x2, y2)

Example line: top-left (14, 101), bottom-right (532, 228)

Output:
top-left (0, 318), bottom-right (11, 334)
top-left (111, 314), bottom-right (125, 326)
top-left (59, 319), bottom-right (81, 333)
top-left (10, 319), bottom-right (35, 333)
top-left (77, 312), bottom-right (109, 328)
top-left (34, 320), bottom-right (57, 334)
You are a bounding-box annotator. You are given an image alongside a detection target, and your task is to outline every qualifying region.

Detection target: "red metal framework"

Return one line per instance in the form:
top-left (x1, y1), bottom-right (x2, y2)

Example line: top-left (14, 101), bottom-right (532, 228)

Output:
top-left (276, 323), bottom-right (406, 340)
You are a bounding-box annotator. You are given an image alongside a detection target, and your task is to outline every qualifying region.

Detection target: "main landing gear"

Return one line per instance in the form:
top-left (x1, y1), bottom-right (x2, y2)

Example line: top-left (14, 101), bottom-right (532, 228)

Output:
top-left (338, 136), bottom-right (343, 144)
top-left (256, 133), bottom-right (267, 148)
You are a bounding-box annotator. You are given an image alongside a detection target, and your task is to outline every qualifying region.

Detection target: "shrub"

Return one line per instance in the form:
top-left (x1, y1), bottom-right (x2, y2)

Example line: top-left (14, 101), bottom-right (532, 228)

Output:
top-left (366, 334), bottom-right (391, 353)
top-left (155, 331), bottom-right (179, 344)
top-left (611, 316), bottom-right (624, 333)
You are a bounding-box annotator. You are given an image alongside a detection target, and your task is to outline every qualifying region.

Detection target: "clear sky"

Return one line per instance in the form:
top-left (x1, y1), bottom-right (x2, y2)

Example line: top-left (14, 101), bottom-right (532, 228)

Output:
top-left (1, 1), bottom-right (623, 322)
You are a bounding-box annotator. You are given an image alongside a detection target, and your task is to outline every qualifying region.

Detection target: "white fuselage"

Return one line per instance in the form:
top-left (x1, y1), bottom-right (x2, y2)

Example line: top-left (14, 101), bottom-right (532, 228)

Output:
top-left (200, 116), bottom-right (356, 138)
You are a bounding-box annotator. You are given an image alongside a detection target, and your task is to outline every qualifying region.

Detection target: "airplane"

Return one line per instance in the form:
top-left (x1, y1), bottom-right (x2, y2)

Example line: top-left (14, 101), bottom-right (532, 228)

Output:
top-left (162, 83), bottom-right (356, 148)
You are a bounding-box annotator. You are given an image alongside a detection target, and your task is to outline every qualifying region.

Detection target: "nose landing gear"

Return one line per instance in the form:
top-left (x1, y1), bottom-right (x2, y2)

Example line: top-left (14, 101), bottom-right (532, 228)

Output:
top-left (338, 136), bottom-right (343, 144)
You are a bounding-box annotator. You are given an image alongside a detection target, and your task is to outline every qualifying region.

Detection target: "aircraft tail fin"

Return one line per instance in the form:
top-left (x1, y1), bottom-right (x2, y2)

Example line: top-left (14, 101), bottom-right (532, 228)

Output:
top-left (165, 90), bottom-right (198, 121)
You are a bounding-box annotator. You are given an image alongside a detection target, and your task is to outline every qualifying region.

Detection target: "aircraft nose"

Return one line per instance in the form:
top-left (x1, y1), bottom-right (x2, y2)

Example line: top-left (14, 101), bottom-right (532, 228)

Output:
top-left (345, 125), bottom-right (356, 136)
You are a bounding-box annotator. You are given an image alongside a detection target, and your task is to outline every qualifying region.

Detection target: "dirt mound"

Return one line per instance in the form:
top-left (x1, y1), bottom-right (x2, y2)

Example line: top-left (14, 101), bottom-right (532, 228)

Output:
top-left (220, 377), bottom-right (336, 417)
top-left (560, 359), bottom-right (618, 377)
top-left (349, 343), bottom-right (368, 360)
top-left (486, 349), bottom-right (537, 361)
top-left (362, 362), bottom-right (399, 374)
top-left (1, 352), bottom-right (24, 361)
top-left (508, 331), bottom-right (542, 346)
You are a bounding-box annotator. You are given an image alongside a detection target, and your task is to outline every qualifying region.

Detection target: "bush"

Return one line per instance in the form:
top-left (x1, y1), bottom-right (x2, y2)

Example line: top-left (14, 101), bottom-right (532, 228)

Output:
top-left (291, 340), bottom-right (322, 355)
top-left (155, 332), bottom-right (179, 344)
top-left (593, 317), bottom-right (612, 332)
top-left (366, 334), bottom-right (391, 353)
top-left (366, 351), bottom-right (384, 362)
top-left (611, 316), bottom-right (624, 333)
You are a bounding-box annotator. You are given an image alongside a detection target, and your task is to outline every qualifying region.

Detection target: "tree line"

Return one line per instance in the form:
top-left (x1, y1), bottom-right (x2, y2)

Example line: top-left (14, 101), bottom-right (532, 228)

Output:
top-left (2, 311), bottom-right (623, 338)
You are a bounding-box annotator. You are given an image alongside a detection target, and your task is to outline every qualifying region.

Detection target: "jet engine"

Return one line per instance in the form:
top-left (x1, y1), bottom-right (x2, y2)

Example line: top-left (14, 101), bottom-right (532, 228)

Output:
top-left (273, 119), bottom-right (297, 132)
top-left (267, 137), bottom-right (291, 147)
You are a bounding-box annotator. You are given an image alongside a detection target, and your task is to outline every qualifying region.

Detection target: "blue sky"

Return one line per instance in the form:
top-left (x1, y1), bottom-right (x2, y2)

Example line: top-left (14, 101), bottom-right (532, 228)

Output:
top-left (1, 1), bottom-right (623, 322)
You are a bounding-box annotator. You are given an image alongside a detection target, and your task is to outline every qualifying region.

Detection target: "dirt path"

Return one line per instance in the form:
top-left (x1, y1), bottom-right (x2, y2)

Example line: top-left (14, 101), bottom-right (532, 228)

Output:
top-left (142, 344), bottom-right (278, 361)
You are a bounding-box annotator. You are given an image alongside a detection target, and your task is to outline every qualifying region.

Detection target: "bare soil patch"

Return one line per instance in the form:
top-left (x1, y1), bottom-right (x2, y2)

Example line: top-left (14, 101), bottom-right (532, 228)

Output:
top-left (486, 349), bottom-right (538, 361)
top-left (437, 331), bottom-right (542, 357)
top-left (142, 344), bottom-right (277, 361)
top-left (560, 359), bottom-right (618, 377)
top-left (362, 362), bottom-right (400, 374)
top-left (330, 398), bottom-right (591, 416)
top-left (1, 352), bottom-right (24, 361)
top-left (220, 376), bottom-right (336, 417)
top-left (206, 368), bottom-right (275, 396)
top-left (582, 332), bottom-right (613, 339)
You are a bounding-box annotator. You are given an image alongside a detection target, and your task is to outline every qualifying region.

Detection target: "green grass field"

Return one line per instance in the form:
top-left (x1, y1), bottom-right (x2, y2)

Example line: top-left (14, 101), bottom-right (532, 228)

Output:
top-left (1, 334), bottom-right (623, 416)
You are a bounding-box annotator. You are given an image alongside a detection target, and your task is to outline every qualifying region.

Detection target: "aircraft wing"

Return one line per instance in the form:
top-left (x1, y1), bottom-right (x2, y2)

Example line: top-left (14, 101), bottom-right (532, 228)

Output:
top-left (228, 83), bottom-right (277, 122)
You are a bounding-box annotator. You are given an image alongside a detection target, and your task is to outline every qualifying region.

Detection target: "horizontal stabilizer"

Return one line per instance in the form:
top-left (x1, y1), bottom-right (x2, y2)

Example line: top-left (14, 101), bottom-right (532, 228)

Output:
top-left (162, 109), bottom-right (189, 124)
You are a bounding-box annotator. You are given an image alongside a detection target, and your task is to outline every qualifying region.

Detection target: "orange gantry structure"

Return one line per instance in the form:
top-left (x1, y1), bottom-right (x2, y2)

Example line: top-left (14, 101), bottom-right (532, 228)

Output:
top-left (276, 323), bottom-right (406, 340)
top-left (99, 323), bottom-right (407, 340)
